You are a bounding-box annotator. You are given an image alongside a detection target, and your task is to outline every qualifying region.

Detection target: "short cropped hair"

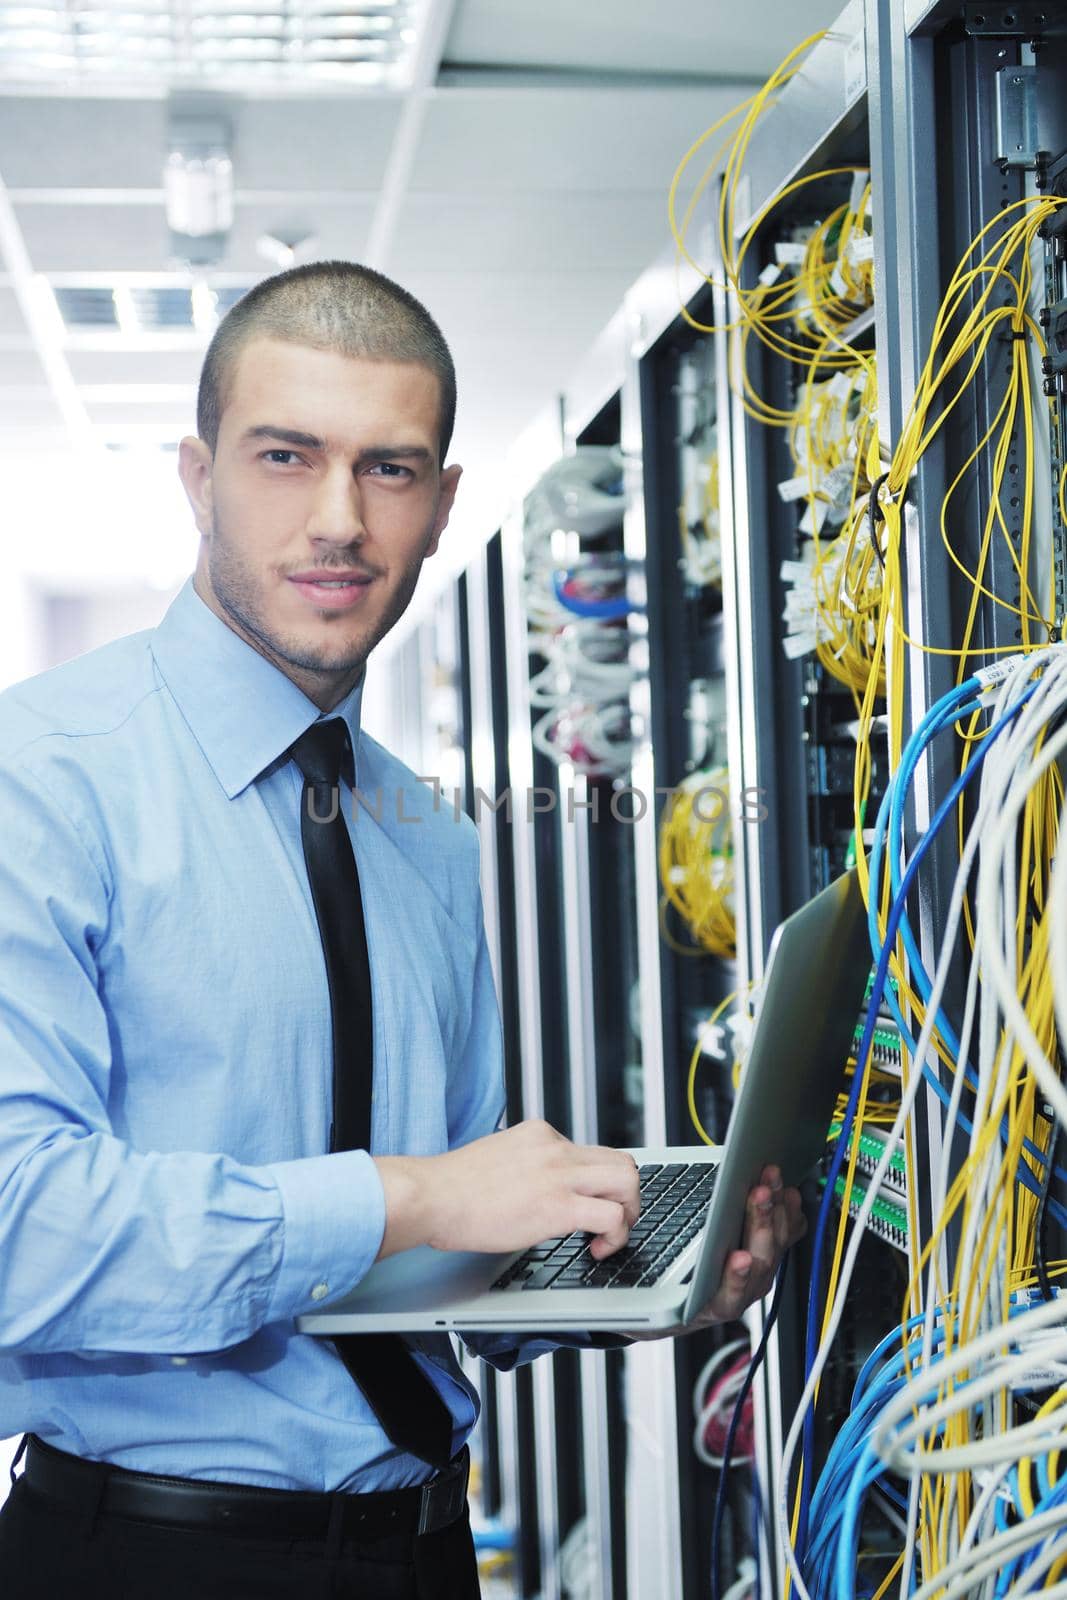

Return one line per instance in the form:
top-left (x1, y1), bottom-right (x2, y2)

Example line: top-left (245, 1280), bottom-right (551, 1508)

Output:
top-left (197, 260), bottom-right (457, 465)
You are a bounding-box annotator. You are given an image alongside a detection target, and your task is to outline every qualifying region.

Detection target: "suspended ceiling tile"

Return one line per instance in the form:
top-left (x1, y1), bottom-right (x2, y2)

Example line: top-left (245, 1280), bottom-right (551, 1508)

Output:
top-left (0, 349), bottom-right (50, 386)
top-left (403, 268), bottom-right (643, 335)
top-left (16, 199), bottom-right (376, 272)
top-left (0, 286), bottom-right (32, 337)
top-left (0, 95), bottom-right (402, 192)
top-left (444, 0), bottom-right (844, 79)
top-left (0, 100), bottom-right (168, 188)
top-left (66, 349), bottom-right (204, 385)
top-left (83, 401), bottom-right (195, 429)
top-left (0, 388), bottom-right (67, 427)
top-left (409, 85), bottom-right (750, 192)
top-left (231, 99), bottom-right (403, 190)
top-left (392, 191), bottom-right (677, 276)
top-left (17, 203), bottom-right (192, 270)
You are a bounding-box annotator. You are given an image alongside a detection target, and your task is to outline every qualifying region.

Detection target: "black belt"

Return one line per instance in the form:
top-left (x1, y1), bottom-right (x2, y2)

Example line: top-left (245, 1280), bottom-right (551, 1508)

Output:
top-left (20, 1435), bottom-right (470, 1543)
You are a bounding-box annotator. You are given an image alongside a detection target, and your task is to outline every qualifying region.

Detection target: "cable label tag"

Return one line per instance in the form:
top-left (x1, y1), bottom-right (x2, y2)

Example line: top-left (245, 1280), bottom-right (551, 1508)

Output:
top-left (774, 241), bottom-right (807, 267)
top-left (974, 655), bottom-right (1025, 687)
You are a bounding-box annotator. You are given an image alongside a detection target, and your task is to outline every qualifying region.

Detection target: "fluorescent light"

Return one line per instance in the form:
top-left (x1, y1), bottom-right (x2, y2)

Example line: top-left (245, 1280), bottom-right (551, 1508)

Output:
top-left (0, 2), bottom-right (421, 87)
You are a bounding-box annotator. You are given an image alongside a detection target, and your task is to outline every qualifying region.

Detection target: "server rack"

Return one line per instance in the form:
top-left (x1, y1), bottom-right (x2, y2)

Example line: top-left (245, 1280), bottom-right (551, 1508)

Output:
top-left (713, 17), bottom-right (899, 1593)
top-left (721, 5), bottom-right (1067, 1595)
top-left (393, 7), bottom-right (1067, 1593)
top-left (500, 319), bottom-right (636, 1600)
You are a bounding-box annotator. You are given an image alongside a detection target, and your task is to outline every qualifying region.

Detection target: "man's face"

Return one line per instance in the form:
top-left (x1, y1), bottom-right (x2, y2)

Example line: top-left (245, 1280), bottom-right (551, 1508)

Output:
top-left (178, 336), bottom-right (461, 710)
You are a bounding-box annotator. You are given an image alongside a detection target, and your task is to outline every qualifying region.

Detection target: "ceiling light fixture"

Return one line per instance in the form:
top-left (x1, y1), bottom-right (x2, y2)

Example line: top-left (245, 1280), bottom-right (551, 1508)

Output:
top-left (255, 228), bottom-right (320, 270)
top-left (164, 108), bottom-right (234, 268)
top-left (0, 2), bottom-right (424, 90)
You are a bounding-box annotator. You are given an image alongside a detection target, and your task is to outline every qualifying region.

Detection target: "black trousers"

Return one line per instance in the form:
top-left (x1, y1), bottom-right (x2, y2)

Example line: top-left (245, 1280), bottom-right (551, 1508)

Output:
top-left (0, 1473), bottom-right (482, 1599)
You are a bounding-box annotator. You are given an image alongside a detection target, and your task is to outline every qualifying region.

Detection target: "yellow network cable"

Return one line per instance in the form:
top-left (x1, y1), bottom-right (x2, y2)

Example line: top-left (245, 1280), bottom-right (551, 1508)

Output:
top-left (686, 989), bottom-right (741, 1146)
top-left (856, 195), bottom-right (1064, 1058)
top-left (668, 32), bottom-right (826, 324)
top-left (674, 31), bottom-right (1067, 1595)
top-left (658, 771), bottom-right (736, 960)
top-left (676, 449), bottom-right (721, 588)
top-left (814, 200), bottom-right (1066, 1586)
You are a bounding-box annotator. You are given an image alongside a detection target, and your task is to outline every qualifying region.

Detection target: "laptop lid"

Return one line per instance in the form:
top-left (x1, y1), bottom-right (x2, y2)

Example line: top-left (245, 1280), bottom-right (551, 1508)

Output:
top-left (680, 867), bottom-right (872, 1321)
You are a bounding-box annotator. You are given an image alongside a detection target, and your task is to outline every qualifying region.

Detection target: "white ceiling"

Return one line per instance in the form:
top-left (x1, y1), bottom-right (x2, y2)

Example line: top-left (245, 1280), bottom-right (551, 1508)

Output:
top-left (0, 0), bottom-right (841, 604)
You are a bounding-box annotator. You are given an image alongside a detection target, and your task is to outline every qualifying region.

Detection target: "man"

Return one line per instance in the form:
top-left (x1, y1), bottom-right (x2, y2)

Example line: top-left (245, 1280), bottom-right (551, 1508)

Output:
top-left (0, 261), bottom-right (803, 1598)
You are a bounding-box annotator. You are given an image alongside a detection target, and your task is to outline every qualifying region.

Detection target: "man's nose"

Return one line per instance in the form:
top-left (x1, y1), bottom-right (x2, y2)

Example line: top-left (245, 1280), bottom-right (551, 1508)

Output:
top-left (306, 468), bottom-right (365, 541)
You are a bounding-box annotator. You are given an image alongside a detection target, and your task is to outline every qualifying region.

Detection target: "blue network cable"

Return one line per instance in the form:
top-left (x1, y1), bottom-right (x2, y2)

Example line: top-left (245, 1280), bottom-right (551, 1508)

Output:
top-left (797, 679), bottom-right (1046, 1561)
top-left (551, 569), bottom-right (641, 619)
top-left (710, 1260), bottom-right (789, 1600)
top-left (804, 1320), bottom-right (944, 1592)
top-left (824, 1296), bottom-right (1064, 1595)
top-left (867, 677), bottom-right (1067, 1205)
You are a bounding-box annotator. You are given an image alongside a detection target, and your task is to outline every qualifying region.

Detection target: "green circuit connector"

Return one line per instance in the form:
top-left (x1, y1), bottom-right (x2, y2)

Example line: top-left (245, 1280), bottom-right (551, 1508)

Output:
top-left (852, 1021), bottom-right (904, 1068)
top-left (832, 1173), bottom-right (908, 1251)
top-left (864, 971), bottom-right (900, 1004)
top-left (827, 1124), bottom-right (905, 1172)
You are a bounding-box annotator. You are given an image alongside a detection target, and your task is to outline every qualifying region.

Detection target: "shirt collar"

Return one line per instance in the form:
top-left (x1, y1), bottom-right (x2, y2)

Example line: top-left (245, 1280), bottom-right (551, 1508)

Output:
top-left (150, 575), bottom-right (365, 799)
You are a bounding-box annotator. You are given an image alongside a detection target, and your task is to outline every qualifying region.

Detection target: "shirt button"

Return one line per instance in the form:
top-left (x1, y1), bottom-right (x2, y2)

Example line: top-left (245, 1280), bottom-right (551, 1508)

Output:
top-left (310, 1282), bottom-right (330, 1302)
top-left (170, 1356), bottom-right (188, 1366)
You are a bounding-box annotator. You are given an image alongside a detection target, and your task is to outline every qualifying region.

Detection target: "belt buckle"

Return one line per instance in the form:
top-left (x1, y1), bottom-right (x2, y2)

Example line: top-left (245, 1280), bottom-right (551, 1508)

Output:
top-left (416, 1448), bottom-right (469, 1537)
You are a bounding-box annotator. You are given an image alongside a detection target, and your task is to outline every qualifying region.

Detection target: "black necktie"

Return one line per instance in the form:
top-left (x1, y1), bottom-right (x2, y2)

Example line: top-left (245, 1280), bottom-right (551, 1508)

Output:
top-left (288, 717), bottom-right (456, 1470)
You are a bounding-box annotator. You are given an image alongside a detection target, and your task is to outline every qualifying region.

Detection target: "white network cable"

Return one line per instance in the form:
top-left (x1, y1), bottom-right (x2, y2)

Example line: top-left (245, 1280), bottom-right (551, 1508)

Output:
top-left (776, 646), bottom-right (1067, 1600)
top-left (692, 1337), bottom-right (753, 1468)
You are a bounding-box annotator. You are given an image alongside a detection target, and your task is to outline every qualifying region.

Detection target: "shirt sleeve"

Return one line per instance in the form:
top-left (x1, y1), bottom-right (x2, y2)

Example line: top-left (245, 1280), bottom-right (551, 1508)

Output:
top-left (0, 759), bottom-right (384, 1357)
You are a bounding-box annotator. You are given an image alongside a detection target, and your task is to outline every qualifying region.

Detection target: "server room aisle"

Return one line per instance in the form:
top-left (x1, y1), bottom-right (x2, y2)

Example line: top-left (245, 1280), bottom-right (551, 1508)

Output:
top-left (4, 5), bottom-right (1067, 1600)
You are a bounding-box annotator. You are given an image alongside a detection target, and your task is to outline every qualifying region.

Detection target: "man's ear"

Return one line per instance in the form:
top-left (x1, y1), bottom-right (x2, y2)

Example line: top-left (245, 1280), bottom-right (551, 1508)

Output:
top-left (425, 463), bottom-right (462, 559)
top-left (177, 436), bottom-right (215, 539)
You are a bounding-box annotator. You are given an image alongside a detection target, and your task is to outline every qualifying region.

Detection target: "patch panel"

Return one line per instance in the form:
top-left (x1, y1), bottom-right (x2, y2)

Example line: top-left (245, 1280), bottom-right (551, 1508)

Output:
top-left (852, 1017), bottom-right (903, 1071)
top-left (828, 1122), bottom-right (907, 1197)
top-left (832, 1173), bottom-right (909, 1254)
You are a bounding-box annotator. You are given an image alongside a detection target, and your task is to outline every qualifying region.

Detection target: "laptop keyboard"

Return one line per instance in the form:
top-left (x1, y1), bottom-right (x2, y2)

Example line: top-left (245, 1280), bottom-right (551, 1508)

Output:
top-left (490, 1162), bottom-right (718, 1292)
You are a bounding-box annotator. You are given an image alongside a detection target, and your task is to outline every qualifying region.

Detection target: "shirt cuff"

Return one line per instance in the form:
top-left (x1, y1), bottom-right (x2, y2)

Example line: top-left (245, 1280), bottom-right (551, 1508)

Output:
top-left (259, 1149), bottom-right (386, 1325)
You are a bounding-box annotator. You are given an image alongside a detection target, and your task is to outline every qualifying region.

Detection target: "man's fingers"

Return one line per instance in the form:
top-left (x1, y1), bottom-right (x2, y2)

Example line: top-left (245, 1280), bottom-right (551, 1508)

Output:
top-left (572, 1196), bottom-right (630, 1255)
top-left (778, 1188), bottom-right (807, 1250)
top-left (572, 1158), bottom-right (641, 1227)
top-left (743, 1185), bottom-right (779, 1274)
top-left (706, 1250), bottom-right (757, 1321)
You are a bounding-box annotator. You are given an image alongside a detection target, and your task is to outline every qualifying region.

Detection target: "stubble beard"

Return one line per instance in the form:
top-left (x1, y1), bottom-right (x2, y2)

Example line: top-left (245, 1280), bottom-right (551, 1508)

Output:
top-left (206, 507), bottom-right (432, 685)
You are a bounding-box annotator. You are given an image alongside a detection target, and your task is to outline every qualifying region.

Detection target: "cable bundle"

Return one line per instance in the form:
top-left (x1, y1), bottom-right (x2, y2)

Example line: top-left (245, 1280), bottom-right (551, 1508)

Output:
top-left (670, 34), bottom-right (883, 700)
top-left (670, 35), bottom-right (1067, 1600)
top-left (694, 1338), bottom-right (756, 1467)
top-left (522, 450), bottom-right (642, 778)
top-left (658, 766), bottom-right (736, 959)
top-left (668, 31), bottom-right (874, 408)
top-left (780, 650), bottom-right (1067, 1600)
top-left (779, 359), bottom-right (883, 694)
top-left (678, 446), bottom-right (722, 589)
top-left (848, 190), bottom-right (1062, 869)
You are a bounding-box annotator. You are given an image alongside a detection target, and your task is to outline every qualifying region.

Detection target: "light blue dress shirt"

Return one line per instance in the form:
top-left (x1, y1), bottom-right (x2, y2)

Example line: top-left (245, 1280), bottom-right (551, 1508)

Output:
top-left (0, 575), bottom-right (571, 1492)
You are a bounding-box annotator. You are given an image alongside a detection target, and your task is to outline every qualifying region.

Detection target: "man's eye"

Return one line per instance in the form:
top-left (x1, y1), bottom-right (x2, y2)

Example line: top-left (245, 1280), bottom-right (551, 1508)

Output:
top-left (369, 462), bottom-right (411, 479)
top-left (263, 449), bottom-right (300, 465)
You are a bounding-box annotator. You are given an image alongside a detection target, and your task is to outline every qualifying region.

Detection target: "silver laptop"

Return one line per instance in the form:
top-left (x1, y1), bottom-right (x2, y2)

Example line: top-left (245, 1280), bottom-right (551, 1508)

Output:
top-left (297, 870), bottom-right (870, 1335)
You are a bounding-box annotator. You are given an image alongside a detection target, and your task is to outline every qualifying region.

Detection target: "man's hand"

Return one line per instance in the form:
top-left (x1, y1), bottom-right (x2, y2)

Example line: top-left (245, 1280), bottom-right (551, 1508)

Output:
top-left (622, 1165), bottom-right (806, 1340)
top-left (374, 1120), bottom-right (641, 1261)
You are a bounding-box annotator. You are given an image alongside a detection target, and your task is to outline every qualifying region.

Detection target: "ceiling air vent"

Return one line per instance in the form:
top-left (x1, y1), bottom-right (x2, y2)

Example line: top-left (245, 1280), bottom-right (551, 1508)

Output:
top-left (54, 284), bottom-right (249, 331)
